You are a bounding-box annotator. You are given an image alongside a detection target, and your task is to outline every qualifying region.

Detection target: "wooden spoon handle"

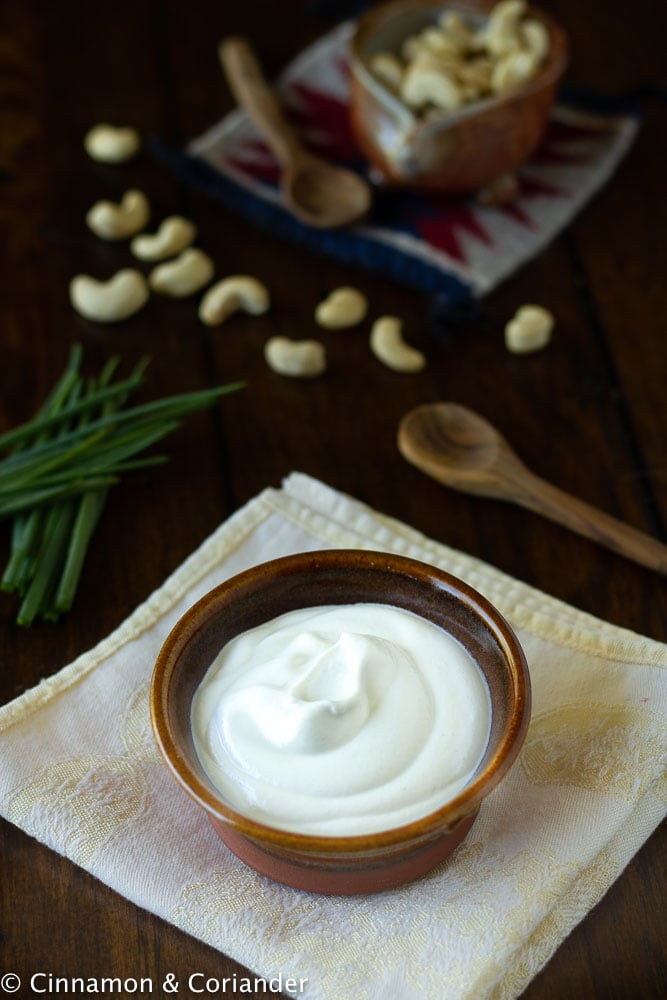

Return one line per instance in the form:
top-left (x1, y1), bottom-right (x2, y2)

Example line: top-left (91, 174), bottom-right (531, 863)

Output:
top-left (218, 36), bottom-right (302, 168)
top-left (516, 468), bottom-right (667, 575)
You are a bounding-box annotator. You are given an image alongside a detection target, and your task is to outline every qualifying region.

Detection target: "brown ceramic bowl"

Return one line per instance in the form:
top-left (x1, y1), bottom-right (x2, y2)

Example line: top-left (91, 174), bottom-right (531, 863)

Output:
top-left (150, 549), bottom-right (530, 895)
top-left (348, 0), bottom-right (569, 192)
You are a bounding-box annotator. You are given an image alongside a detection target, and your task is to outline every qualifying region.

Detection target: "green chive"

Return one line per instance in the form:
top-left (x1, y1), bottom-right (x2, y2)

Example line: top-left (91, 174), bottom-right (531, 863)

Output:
top-left (0, 346), bottom-right (243, 624)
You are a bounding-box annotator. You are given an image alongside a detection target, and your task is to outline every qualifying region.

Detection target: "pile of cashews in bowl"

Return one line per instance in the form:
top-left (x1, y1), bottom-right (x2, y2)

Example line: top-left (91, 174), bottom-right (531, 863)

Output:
top-left (370, 0), bottom-right (551, 117)
top-left (72, 107), bottom-right (554, 376)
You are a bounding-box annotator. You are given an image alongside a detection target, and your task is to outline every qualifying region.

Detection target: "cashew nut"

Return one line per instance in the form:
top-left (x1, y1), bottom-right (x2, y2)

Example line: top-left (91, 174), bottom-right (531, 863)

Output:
top-left (264, 337), bottom-right (326, 378)
top-left (476, 170), bottom-right (520, 206)
top-left (437, 12), bottom-right (475, 53)
top-left (504, 304), bottom-right (554, 353)
top-left (418, 27), bottom-right (462, 59)
top-left (314, 287), bottom-right (368, 329)
top-left (370, 52), bottom-right (404, 92)
top-left (198, 275), bottom-right (271, 327)
top-left (130, 216), bottom-right (197, 261)
top-left (400, 55), bottom-right (463, 113)
top-left (83, 123), bottom-right (141, 163)
top-left (86, 189), bottom-right (150, 241)
top-left (69, 269), bottom-right (149, 323)
top-left (521, 18), bottom-right (550, 63)
top-left (370, 316), bottom-right (426, 373)
top-left (482, 0), bottom-right (527, 57)
top-left (490, 48), bottom-right (539, 94)
top-left (148, 248), bottom-right (214, 298)
top-left (454, 56), bottom-right (494, 99)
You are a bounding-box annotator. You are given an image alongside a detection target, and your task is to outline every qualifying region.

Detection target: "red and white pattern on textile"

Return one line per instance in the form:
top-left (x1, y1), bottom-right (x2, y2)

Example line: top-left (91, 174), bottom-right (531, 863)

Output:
top-left (189, 22), bottom-right (638, 297)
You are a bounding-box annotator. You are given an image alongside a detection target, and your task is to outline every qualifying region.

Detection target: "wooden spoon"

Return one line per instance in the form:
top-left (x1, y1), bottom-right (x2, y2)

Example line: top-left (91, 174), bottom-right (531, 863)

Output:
top-left (219, 37), bottom-right (372, 229)
top-left (398, 401), bottom-right (667, 575)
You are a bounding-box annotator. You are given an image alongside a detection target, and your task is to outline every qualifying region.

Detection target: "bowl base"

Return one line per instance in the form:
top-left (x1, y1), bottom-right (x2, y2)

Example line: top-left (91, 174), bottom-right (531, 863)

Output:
top-left (209, 809), bottom-right (479, 895)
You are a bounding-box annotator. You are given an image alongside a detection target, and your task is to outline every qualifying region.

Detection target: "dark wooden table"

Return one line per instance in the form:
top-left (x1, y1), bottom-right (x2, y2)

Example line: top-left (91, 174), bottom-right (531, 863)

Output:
top-left (1, 1), bottom-right (665, 996)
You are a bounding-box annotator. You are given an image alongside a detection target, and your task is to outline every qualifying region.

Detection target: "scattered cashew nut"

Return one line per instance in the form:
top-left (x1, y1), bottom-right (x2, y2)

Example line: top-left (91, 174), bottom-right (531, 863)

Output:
top-left (131, 216), bottom-right (197, 261)
top-left (199, 276), bottom-right (270, 327)
top-left (315, 287), bottom-right (368, 329)
top-left (148, 248), bottom-right (214, 298)
top-left (476, 170), bottom-right (520, 207)
top-left (504, 304), bottom-right (554, 353)
top-left (86, 189), bottom-right (150, 241)
top-left (370, 316), bottom-right (426, 373)
top-left (264, 337), bottom-right (326, 378)
top-left (83, 123), bottom-right (141, 163)
top-left (69, 269), bottom-right (149, 323)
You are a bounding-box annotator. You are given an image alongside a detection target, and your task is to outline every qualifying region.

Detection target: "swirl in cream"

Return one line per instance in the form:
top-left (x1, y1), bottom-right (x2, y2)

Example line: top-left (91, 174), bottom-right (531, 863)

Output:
top-left (191, 603), bottom-right (491, 836)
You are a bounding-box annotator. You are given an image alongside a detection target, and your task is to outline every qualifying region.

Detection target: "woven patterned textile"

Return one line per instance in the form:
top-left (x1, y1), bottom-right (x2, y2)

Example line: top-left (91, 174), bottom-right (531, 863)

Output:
top-left (166, 21), bottom-right (640, 301)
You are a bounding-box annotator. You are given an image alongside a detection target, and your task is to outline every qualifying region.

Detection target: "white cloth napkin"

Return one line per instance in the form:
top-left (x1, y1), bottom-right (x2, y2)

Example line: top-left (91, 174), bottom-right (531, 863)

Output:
top-left (1, 474), bottom-right (665, 1000)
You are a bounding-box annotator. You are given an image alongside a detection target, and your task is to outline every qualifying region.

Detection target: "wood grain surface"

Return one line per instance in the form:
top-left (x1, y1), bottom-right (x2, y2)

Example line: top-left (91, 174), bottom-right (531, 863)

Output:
top-left (0, 0), bottom-right (665, 996)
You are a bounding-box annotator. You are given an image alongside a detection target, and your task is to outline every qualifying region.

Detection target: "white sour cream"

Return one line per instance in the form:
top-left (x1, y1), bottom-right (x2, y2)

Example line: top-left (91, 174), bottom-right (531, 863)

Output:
top-left (191, 603), bottom-right (491, 836)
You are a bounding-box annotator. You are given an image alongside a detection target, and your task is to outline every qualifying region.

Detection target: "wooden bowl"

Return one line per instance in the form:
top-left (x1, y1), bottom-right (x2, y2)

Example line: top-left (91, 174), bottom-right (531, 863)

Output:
top-left (150, 550), bottom-right (530, 895)
top-left (348, 0), bottom-right (569, 192)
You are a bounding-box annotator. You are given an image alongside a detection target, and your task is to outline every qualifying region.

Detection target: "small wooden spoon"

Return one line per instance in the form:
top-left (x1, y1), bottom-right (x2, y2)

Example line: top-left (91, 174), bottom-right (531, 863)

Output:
top-left (219, 37), bottom-right (372, 229)
top-left (398, 401), bottom-right (667, 575)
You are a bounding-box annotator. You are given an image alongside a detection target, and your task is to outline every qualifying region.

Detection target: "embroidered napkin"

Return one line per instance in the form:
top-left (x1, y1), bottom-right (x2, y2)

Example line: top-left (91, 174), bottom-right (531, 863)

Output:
top-left (0, 473), bottom-right (665, 1000)
top-left (153, 21), bottom-right (640, 301)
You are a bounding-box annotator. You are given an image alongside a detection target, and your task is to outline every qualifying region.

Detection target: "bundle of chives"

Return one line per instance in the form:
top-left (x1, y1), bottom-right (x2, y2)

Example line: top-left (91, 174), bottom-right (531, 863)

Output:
top-left (0, 346), bottom-right (243, 626)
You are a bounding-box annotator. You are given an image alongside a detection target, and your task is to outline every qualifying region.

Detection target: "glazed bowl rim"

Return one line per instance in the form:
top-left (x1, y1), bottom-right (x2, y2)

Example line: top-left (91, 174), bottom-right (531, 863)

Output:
top-left (150, 548), bottom-right (531, 854)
